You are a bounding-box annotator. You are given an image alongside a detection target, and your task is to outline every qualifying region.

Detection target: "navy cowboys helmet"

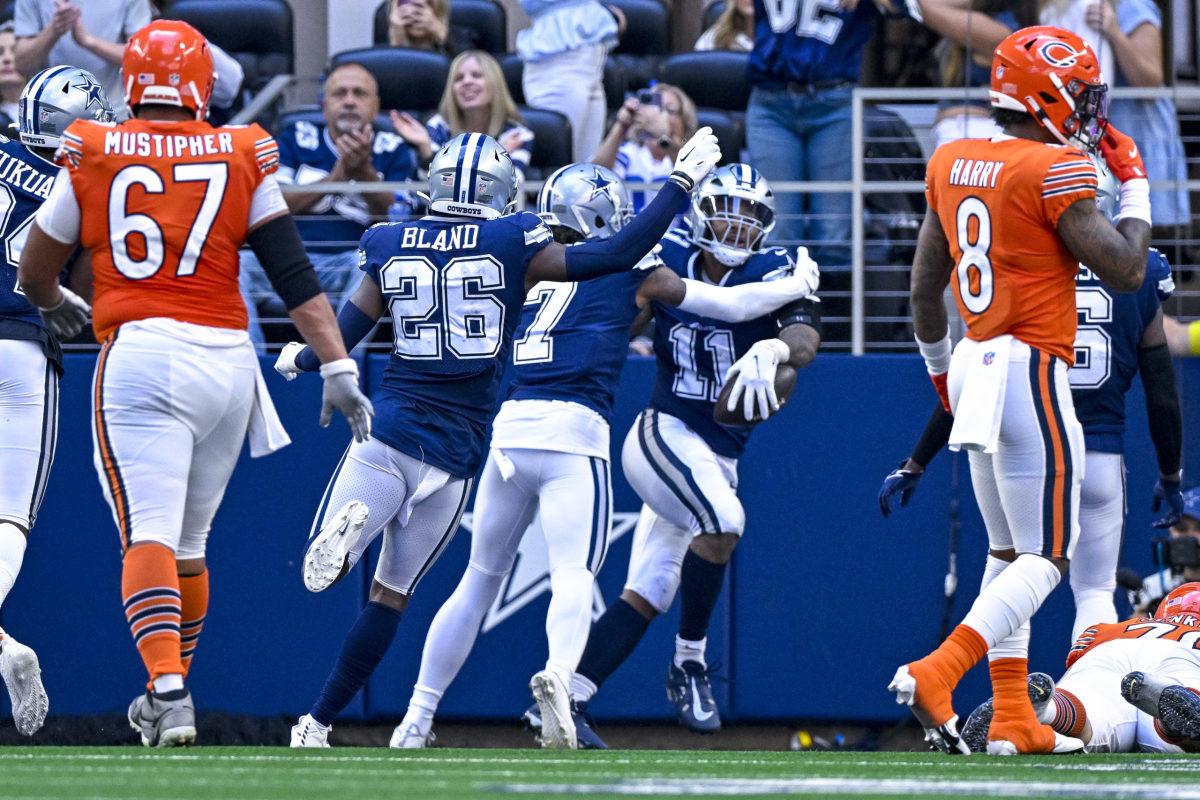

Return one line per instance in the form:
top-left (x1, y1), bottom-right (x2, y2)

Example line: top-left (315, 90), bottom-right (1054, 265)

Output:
top-left (18, 66), bottom-right (114, 151)
top-left (428, 132), bottom-right (518, 220)
top-left (688, 164), bottom-right (776, 267)
top-left (537, 163), bottom-right (632, 241)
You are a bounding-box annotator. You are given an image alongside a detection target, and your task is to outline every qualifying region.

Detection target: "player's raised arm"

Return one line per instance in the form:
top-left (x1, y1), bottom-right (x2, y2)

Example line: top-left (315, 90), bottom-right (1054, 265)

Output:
top-left (524, 127), bottom-right (721, 288)
top-left (1057, 125), bottom-right (1151, 293)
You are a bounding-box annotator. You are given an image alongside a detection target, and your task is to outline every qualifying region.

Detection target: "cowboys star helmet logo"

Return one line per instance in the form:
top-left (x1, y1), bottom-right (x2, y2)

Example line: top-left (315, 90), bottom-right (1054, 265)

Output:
top-left (582, 168), bottom-right (615, 200)
top-left (71, 74), bottom-right (107, 111)
top-left (454, 511), bottom-right (641, 633)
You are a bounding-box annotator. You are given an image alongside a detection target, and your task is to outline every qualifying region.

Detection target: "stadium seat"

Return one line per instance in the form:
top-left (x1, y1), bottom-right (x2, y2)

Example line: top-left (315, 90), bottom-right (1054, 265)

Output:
top-left (501, 52), bottom-right (525, 105)
top-left (695, 108), bottom-right (743, 167)
top-left (658, 51), bottom-right (750, 111)
top-left (702, 1), bottom-right (724, 31)
top-left (372, 0), bottom-right (507, 54)
top-left (518, 106), bottom-right (573, 180)
top-left (607, 0), bottom-right (670, 55)
top-left (163, 0), bottom-right (294, 96)
top-left (330, 47), bottom-right (450, 114)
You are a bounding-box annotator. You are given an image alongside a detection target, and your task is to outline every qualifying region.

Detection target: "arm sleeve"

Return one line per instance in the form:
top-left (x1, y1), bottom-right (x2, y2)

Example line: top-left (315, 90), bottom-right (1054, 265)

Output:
top-left (563, 179), bottom-right (688, 281)
top-left (34, 169), bottom-right (82, 244)
top-left (294, 300), bottom-right (377, 372)
top-left (772, 296), bottom-right (822, 337)
top-left (245, 214), bottom-right (324, 311)
top-left (910, 402), bottom-right (955, 469)
top-left (1138, 342), bottom-right (1182, 476)
top-left (676, 277), bottom-right (810, 323)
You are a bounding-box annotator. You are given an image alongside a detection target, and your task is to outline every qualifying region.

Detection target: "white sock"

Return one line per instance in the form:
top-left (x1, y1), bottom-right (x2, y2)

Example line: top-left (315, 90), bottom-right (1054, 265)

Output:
top-left (0, 523), bottom-right (28, 609)
top-left (153, 674), bottom-right (184, 693)
top-left (571, 674), bottom-right (598, 704)
top-left (980, 554), bottom-right (1009, 591)
top-left (403, 684), bottom-right (441, 733)
top-left (413, 565), bottom-right (505, 701)
top-left (961, 553), bottom-right (1061, 649)
top-left (546, 565), bottom-right (594, 689)
top-left (1071, 588), bottom-right (1117, 642)
top-left (674, 635), bottom-right (706, 669)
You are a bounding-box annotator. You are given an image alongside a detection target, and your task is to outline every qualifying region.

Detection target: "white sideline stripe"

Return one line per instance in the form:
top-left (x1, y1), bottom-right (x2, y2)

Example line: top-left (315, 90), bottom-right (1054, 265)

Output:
top-left (493, 778), bottom-right (1200, 798)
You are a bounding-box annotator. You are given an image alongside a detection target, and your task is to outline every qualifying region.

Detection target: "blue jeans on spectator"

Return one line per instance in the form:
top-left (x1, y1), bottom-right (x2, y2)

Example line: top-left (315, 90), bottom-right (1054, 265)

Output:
top-left (239, 248), bottom-right (362, 350)
top-left (746, 84), bottom-right (853, 272)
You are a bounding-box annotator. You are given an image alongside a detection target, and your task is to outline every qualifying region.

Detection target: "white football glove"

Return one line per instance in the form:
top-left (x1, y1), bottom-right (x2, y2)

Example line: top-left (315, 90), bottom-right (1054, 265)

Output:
top-left (37, 285), bottom-right (90, 340)
top-left (319, 358), bottom-right (374, 443)
top-left (724, 338), bottom-right (791, 422)
top-left (791, 246), bottom-right (820, 297)
top-left (670, 126), bottom-right (721, 191)
top-left (274, 341), bottom-right (308, 381)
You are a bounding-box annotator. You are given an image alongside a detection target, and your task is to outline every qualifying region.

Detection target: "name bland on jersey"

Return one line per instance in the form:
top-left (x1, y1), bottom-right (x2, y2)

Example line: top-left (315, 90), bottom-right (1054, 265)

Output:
top-left (103, 130), bottom-right (235, 159)
top-left (0, 150), bottom-right (52, 198)
top-left (400, 223), bottom-right (479, 251)
top-left (948, 157), bottom-right (1005, 189)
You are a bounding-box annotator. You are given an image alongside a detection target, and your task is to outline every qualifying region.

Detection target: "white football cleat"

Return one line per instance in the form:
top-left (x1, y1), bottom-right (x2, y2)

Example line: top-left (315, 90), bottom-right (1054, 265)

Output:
top-left (303, 501), bottom-right (369, 592)
top-left (530, 670), bottom-right (577, 749)
top-left (389, 721), bottom-right (435, 749)
top-left (290, 714), bottom-right (331, 748)
top-left (986, 731), bottom-right (1084, 756)
top-left (0, 637), bottom-right (48, 736)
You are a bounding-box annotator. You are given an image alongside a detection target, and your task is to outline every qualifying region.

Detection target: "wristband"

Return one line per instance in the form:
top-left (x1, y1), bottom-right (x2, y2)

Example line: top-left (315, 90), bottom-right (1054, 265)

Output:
top-left (319, 357), bottom-right (358, 379)
top-left (917, 331), bottom-right (952, 375)
top-left (1115, 178), bottom-right (1152, 225)
top-left (668, 171), bottom-right (695, 192)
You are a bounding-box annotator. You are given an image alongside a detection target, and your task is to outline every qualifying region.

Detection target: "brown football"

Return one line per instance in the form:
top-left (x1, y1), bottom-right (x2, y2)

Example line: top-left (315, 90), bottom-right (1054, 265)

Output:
top-left (713, 364), bottom-right (796, 427)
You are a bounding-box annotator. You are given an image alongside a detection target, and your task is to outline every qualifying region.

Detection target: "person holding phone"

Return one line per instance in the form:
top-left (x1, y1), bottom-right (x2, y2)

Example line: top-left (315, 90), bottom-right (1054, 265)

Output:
top-left (591, 83), bottom-right (697, 212)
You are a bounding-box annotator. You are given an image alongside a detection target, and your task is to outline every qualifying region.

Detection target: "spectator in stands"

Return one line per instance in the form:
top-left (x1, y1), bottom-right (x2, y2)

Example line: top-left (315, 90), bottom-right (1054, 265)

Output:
top-left (240, 61), bottom-right (418, 345)
top-left (0, 23), bottom-right (23, 127)
top-left (518, 0), bottom-right (623, 163)
top-left (387, 0), bottom-right (476, 56)
top-left (694, 0), bottom-right (754, 53)
top-left (390, 50), bottom-right (533, 181)
top-left (13, 0), bottom-right (151, 103)
top-left (592, 83), bottom-right (696, 212)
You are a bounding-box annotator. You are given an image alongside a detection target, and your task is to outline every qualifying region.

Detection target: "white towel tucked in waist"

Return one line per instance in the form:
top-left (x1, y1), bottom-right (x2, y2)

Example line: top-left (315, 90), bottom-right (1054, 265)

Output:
top-left (248, 364), bottom-right (291, 457)
top-left (949, 335), bottom-right (1012, 453)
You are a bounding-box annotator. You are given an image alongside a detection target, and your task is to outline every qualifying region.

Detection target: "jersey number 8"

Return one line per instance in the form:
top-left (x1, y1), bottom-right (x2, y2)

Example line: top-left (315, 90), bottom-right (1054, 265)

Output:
top-left (955, 197), bottom-right (993, 315)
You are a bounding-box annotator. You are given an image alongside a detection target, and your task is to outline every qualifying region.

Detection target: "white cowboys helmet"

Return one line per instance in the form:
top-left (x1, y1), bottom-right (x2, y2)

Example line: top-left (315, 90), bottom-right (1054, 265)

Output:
top-left (18, 66), bottom-right (114, 151)
top-left (428, 132), bottom-right (518, 220)
top-left (537, 163), bottom-right (632, 241)
top-left (688, 163), bottom-right (775, 267)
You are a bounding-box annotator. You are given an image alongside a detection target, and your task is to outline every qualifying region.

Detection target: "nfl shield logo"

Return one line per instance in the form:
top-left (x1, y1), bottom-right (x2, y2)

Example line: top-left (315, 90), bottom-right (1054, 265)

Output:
top-left (168, 73), bottom-right (181, 86)
top-left (983, 352), bottom-right (995, 365)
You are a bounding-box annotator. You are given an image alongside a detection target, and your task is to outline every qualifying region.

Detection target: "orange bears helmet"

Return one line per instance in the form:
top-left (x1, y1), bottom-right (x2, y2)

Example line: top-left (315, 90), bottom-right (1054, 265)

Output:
top-left (1155, 582), bottom-right (1200, 625)
top-left (989, 25), bottom-right (1108, 152)
top-left (121, 20), bottom-right (214, 120)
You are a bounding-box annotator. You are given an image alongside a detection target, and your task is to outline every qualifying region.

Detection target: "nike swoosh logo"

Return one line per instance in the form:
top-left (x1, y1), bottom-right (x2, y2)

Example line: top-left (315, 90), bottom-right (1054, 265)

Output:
top-left (691, 681), bottom-right (714, 721)
top-left (1128, 147), bottom-right (1138, 158)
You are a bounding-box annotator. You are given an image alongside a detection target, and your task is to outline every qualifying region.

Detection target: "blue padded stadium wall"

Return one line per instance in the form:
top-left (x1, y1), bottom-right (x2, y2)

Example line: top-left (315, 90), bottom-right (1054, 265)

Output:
top-left (7, 354), bottom-right (1198, 723)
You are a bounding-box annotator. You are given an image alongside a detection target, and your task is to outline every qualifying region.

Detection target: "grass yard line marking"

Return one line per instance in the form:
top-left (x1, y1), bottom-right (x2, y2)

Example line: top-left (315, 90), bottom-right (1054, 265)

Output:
top-left (491, 778), bottom-right (1200, 798)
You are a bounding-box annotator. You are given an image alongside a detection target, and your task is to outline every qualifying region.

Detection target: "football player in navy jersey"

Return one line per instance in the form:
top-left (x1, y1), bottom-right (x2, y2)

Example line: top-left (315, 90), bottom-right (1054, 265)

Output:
top-left (880, 156), bottom-right (1183, 644)
top-left (0, 66), bottom-right (113, 736)
top-left (275, 128), bottom-right (724, 747)
top-left (558, 165), bottom-right (822, 740)
top-left (386, 163), bottom-right (818, 750)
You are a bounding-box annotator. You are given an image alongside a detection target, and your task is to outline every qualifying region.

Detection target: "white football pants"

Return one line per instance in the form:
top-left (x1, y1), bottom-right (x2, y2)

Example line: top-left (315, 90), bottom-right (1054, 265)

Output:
top-left (1071, 451), bottom-right (1126, 641)
top-left (0, 339), bottom-right (57, 529)
top-left (409, 446), bottom-right (612, 704)
top-left (309, 437), bottom-right (471, 596)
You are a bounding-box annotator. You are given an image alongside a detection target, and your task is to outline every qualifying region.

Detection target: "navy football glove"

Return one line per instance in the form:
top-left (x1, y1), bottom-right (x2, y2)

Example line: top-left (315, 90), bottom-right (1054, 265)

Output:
top-left (879, 461), bottom-right (923, 518)
top-left (1152, 476), bottom-right (1184, 529)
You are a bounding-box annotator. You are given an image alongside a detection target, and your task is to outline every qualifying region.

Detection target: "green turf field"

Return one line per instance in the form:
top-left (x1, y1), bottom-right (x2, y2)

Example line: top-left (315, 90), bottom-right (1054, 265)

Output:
top-left (4, 748), bottom-right (1200, 800)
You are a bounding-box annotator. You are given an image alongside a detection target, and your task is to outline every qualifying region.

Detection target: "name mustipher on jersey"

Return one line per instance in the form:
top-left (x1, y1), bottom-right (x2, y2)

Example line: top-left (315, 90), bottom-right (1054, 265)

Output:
top-left (400, 224), bottom-right (479, 251)
top-left (103, 130), bottom-right (235, 159)
top-left (948, 158), bottom-right (1005, 189)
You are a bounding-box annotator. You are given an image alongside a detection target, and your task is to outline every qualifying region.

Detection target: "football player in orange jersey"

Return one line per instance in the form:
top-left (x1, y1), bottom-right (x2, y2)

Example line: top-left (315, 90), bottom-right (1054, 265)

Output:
top-left (888, 25), bottom-right (1151, 756)
top-left (959, 583), bottom-right (1200, 754)
top-left (16, 20), bottom-right (374, 747)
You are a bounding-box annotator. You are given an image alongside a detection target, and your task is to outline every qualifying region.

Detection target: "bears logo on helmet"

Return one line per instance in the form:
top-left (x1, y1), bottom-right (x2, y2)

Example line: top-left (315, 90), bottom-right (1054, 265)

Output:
top-left (990, 25), bottom-right (1108, 152)
top-left (121, 20), bottom-right (214, 121)
top-left (1155, 582), bottom-right (1200, 626)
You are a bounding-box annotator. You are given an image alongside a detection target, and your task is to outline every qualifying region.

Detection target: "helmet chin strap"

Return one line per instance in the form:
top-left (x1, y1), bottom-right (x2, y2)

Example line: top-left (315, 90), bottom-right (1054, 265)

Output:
top-left (707, 244), bottom-right (750, 268)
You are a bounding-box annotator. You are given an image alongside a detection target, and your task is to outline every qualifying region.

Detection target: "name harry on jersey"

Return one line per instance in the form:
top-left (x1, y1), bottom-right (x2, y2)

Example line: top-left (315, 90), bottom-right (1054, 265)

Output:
top-left (103, 130), bottom-right (235, 159)
top-left (948, 157), bottom-right (1005, 189)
